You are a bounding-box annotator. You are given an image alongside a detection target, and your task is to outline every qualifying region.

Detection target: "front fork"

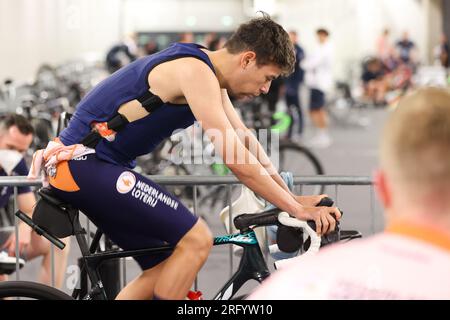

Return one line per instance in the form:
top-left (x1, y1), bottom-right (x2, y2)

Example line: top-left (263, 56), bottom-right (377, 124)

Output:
top-left (213, 234), bottom-right (270, 300)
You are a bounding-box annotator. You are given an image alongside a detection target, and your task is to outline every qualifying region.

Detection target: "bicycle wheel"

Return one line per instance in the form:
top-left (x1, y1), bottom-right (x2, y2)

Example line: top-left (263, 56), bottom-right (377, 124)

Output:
top-left (278, 140), bottom-right (325, 195)
top-left (0, 281), bottom-right (73, 300)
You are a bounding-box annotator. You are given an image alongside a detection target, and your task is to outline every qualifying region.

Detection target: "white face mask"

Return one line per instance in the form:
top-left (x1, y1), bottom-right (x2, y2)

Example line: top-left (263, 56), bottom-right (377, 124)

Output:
top-left (0, 149), bottom-right (23, 175)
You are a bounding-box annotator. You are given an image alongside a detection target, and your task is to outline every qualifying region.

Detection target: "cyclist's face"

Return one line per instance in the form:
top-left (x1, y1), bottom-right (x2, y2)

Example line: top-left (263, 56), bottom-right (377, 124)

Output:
top-left (228, 52), bottom-right (281, 100)
top-left (0, 126), bottom-right (33, 154)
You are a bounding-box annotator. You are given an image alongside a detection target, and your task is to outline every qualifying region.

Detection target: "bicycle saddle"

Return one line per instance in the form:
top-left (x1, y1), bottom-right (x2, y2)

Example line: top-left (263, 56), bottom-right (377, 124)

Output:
top-left (33, 188), bottom-right (78, 238)
top-left (38, 187), bottom-right (70, 208)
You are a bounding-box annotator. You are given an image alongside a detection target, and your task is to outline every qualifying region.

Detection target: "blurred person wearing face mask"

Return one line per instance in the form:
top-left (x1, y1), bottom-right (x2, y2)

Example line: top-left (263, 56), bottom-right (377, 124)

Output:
top-left (0, 114), bottom-right (70, 288)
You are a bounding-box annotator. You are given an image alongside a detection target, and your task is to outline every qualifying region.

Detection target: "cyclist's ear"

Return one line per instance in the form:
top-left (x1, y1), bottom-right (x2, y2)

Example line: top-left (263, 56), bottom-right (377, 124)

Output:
top-left (374, 169), bottom-right (391, 208)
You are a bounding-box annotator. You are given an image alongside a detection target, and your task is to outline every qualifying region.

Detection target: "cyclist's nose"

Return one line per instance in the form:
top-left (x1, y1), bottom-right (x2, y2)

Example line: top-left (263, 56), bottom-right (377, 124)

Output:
top-left (260, 82), bottom-right (271, 95)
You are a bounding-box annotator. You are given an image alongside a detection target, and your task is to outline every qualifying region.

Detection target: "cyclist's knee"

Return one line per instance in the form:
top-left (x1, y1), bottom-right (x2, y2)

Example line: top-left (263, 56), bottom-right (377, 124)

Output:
top-left (177, 219), bottom-right (213, 259)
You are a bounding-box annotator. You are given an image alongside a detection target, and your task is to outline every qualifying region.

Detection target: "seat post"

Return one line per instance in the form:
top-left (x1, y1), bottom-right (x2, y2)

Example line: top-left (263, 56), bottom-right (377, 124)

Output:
top-left (70, 210), bottom-right (90, 257)
top-left (71, 211), bottom-right (107, 300)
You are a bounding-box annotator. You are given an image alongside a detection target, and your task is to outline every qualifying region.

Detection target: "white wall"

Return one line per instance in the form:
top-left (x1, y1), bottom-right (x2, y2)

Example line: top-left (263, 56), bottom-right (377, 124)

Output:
top-left (0, 0), bottom-right (246, 81)
top-left (0, 0), bottom-right (121, 81)
top-left (0, 0), bottom-right (442, 82)
top-left (122, 0), bottom-right (245, 33)
top-left (425, 0), bottom-right (444, 63)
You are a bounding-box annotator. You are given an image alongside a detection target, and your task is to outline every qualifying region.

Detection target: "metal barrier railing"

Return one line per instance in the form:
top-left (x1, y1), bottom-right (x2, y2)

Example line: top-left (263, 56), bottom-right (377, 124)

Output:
top-left (0, 175), bottom-right (378, 296)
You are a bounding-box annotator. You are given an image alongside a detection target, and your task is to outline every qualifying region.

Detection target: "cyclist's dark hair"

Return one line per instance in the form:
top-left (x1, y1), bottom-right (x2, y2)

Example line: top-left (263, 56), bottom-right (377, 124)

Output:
top-left (224, 12), bottom-right (295, 76)
top-left (317, 28), bottom-right (330, 37)
top-left (0, 113), bottom-right (34, 135)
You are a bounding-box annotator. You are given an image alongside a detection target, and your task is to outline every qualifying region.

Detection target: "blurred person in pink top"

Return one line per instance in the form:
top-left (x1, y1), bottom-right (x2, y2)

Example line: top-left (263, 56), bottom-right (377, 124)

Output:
top-left (249, 87), bottom-right (450, 299)
top-left (376, 29), bottom-right (394, 64)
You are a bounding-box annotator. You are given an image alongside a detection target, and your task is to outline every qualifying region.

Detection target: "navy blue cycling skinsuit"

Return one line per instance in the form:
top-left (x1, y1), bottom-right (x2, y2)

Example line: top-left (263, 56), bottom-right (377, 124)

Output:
top-left (51, 43), bottom-right (215, 269)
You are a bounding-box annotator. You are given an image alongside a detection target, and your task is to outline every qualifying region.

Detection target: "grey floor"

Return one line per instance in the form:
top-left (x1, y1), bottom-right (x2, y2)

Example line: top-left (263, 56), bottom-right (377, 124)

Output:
top-left (10, 105), bottom-right (389, 299)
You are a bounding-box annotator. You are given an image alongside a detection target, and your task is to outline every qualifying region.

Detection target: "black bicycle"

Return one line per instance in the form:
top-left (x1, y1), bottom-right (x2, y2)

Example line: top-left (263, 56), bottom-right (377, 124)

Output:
top-left (0, 188), bottom-right (361, 300)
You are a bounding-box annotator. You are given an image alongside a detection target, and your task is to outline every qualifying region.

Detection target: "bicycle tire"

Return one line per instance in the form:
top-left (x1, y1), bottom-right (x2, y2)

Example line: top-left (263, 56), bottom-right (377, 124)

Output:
top-left (0, 281), bottom-right (73, 300)
top-left (278, 141), bottom-right (325, 194)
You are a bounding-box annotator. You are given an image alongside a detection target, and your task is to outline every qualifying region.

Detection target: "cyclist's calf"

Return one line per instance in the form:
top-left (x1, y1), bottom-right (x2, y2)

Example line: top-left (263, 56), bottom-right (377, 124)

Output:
top-left (152, 219), bottom-right (213, 299)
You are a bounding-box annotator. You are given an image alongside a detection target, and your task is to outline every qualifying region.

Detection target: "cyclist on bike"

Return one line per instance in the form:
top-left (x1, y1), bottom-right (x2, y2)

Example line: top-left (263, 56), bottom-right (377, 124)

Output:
top-left (249, 88), bottom-right (450, 299)
top-left (30, 13), bottom-right (341, 300)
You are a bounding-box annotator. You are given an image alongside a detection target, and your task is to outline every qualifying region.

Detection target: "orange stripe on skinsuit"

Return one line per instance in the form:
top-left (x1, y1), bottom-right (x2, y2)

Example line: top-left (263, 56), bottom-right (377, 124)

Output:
top-left (49, 161), bottom-right (80, 192)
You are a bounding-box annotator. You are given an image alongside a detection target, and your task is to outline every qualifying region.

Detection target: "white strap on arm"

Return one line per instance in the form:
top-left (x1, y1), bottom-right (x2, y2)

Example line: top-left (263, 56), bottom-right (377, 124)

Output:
top-left (270, 212), bottom-right (321, 269)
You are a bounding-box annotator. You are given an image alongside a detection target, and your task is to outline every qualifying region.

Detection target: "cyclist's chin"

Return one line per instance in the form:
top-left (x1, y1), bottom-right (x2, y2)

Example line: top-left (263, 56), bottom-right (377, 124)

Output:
top-left (227, 89), bottom-right (248, 100)
top-left (235, 94), bottom-right (254, 102)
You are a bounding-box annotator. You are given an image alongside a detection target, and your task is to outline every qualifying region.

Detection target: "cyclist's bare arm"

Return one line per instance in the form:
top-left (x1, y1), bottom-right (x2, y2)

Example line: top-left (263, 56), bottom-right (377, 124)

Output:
top-left (178, 61), bottom-right (300, 214)
top-left (221, 88), bottom-right (340, 231)
top-left (220, 90), bottom-right (339, 215)
top-left (147, 58), bottom-right (338, 234)
top-left (220, 89), bottom-right (295, 195)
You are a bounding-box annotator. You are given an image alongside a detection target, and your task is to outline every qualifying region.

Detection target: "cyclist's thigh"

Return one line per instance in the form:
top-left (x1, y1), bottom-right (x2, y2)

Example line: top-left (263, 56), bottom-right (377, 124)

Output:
top-left (50, 154), bottom-right (198, 270)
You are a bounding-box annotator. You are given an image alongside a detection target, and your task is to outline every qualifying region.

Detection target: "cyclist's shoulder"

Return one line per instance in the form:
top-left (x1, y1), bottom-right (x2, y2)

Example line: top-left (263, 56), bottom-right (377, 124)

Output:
top-left (151, 42), bottom-right (213, 67)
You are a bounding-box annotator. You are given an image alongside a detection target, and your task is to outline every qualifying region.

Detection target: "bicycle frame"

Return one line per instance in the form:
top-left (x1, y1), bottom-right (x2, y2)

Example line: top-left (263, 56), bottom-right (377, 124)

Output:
top-left (14, 203), bottom-right (362, 300)
top-left (73, 223), bottom-right (270, 300)
top-left (72, 227), bottom-right (173, 300)
top-left (212, 231), bottom-right (270, 300)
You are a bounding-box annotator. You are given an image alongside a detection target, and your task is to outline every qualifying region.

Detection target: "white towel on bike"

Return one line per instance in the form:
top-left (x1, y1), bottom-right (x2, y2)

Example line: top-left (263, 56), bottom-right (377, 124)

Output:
top-left (265, 172), bottom-right (300, 261)
top-left (27, 140), bottom-right (95, 186)
top-left (219, 185), bottom-right (266, 254)
top-left (219, 171), bottom-right (295, 256)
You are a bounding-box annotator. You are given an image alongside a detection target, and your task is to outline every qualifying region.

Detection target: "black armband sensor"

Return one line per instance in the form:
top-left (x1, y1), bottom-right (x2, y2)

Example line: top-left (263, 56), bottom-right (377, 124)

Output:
top-left (137, 91), bottom-right (164, 113)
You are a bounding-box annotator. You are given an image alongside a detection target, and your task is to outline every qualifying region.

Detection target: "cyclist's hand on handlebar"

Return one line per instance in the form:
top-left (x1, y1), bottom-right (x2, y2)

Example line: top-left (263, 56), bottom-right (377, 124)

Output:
top-left (294, 194), bottom-right (329, 207)
top-left (293, 206), bottom-right (342, 236)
